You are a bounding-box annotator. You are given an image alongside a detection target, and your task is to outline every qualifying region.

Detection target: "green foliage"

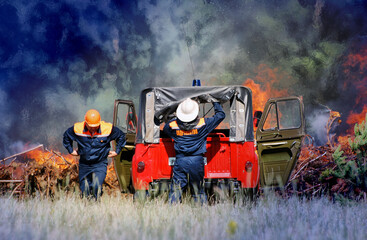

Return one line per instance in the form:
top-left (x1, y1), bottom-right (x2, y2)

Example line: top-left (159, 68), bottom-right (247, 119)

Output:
top-left (331, 146), bottom-right (358, 180)
top-left (319, 168), bottom-right (333, 181)
top-left (321, 114), bottom-right (367, 200)
top-left (349, 113), bottom-right (367, 159)
top-left (319, 42), bottom-right (345, 59)
top-left (291, 41), bottom-right (345, 83)
top-left (219, 72), bottom-right (236, 85)
top-left (349, 114), bottom-right (367, 191)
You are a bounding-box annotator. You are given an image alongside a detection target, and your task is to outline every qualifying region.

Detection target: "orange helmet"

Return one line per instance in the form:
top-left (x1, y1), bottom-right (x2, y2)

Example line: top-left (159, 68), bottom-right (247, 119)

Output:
top-left (85, 109), bottom-right (101, 127)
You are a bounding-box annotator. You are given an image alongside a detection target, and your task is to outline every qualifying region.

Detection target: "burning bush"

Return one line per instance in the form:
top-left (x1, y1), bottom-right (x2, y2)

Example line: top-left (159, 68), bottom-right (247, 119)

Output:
top-left (283, 113), bottom-right (366, 202)
top-left (1, 112), bottom-right (366, 202)
top-left (319, 114), bottom-right (367, 201)
top-left (0, 148), bottom-right (120, 198)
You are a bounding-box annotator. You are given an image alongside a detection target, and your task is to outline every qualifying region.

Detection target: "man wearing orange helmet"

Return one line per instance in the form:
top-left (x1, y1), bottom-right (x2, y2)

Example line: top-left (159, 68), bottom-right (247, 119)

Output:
top-left (63, 109), bottom-right (126, 200)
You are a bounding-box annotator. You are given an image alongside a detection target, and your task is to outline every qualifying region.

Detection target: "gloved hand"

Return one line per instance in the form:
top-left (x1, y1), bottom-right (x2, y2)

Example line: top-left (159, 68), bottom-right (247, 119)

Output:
top-left (108, 151), bottom-right (118, 158)
top-left (70, 150), bottom-right (79, 156)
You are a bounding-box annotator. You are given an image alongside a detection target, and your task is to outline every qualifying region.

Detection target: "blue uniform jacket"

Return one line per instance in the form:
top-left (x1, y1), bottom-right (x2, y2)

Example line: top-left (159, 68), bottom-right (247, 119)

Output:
top-left (63, 121), bottom-right (126, 164)
top-left (163, 102), bottom-right (225, 158)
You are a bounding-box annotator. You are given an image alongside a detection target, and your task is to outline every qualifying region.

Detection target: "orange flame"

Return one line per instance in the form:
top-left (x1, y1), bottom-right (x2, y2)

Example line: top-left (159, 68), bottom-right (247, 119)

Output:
top-left (338, 106), bottom-right (367, 144)
top-left (105, 164), bottom-right (117, 184)
top-left (337, 135), bottom-right (350, 146)
top-left (346, 105), bottom-right (367, 127)
top-left (25, 149), bottom-right (77, 170)
top-left (25, 148), bottom-right (117, 181)
top-left (338, 45), bottom-right (367, 141)
top-left (343, 46), bottom-right (367, 79)
top-left (243, 64), bottom-right (290, 112)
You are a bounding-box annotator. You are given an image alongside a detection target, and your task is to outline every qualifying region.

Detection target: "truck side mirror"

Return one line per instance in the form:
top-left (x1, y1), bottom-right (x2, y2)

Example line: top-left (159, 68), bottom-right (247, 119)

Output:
top-left (253, 111), bottom-right (262, 128)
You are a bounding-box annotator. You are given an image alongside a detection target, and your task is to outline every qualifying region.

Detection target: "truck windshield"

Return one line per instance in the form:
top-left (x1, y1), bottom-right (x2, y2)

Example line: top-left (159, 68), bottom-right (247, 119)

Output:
top-left (262, 99), bottom-right (301, 131)
top-left (115, 104), bottom-right (136, 134)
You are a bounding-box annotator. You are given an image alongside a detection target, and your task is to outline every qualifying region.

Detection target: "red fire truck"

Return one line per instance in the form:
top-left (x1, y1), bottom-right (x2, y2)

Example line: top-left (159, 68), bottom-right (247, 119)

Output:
top-left (112, 85), bottom-right (305, 199)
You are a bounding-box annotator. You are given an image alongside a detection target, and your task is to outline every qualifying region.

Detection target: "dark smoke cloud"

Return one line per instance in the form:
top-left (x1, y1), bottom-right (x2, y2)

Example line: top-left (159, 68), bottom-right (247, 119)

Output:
top-left (1, 0), bottom-right (367, 157)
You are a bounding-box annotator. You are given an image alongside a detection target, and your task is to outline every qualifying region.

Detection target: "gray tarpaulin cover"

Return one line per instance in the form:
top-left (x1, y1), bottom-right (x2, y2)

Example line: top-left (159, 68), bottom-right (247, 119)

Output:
top-left (136, 86), bottom-right (254, 143)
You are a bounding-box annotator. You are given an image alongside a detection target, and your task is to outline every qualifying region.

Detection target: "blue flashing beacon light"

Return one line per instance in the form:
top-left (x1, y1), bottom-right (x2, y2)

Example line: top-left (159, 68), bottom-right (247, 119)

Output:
top-left (192, 79), bottom-right (201, 86)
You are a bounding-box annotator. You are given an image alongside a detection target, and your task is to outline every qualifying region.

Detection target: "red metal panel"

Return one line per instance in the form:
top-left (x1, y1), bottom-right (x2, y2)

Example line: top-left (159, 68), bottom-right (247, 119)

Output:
top-left (153, 140), bottom-right (173, 179)
top-left (205, 136), bottom-right (231, 178)
top-left (132, 138), bottom-right (260, 190)
top-left (235, 141), bottom-right (259, 188)
top-left (132, 144), bottom-right (151, 190)
top-left (230, 142), bottom-right (239, 179)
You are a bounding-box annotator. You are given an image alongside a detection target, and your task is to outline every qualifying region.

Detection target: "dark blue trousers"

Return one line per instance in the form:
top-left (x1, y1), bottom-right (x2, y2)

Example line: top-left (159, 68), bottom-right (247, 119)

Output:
top-left (79, 161), bottom-right (107, 200)
top-left (169, 155), bottom-right (207, 203)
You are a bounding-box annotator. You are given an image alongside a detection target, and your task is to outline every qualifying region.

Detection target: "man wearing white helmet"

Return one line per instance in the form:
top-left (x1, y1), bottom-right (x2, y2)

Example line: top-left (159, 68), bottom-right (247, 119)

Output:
top-left (163, 97), bottom-right (225, 203)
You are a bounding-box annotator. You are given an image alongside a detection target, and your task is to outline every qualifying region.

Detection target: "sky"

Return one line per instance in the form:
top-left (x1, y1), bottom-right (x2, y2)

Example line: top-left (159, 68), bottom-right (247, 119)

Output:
top-left (1, 0), bottom-right (367, 157)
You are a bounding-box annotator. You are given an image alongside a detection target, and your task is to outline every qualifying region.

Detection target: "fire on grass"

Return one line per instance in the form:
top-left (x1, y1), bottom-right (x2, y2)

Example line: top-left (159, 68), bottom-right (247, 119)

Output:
top-left (1, 58), bottom-right (366, 199)
top-left (284, 116), bottom-right (367, 201)
top-left (0, 114), bottom-right (364, 200)
top-left (242, 61), bottom-right (366, 201)
top-left (0, 145), bottom-right (120, 198)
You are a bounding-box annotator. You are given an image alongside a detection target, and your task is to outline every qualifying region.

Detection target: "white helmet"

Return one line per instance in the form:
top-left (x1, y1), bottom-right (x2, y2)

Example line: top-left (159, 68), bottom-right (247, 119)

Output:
top-left (176, 98), bottom-right (199, 122)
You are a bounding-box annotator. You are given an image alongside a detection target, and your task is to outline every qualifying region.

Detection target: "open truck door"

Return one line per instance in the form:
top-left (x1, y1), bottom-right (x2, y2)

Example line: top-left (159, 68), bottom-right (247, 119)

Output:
top-left (112, 99), bottom-right (137, 193)
top-left (256, 97), bottom-right (305, 187)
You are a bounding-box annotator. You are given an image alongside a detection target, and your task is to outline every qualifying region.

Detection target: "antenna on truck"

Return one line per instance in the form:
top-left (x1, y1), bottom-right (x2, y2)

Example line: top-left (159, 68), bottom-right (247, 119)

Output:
top-left (180, 18), bottom-right (198, 84)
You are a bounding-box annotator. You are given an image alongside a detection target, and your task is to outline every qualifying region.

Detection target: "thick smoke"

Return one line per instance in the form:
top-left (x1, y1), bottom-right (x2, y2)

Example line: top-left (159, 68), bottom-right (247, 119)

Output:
top-left (1, 0), bottom-right (367, 157)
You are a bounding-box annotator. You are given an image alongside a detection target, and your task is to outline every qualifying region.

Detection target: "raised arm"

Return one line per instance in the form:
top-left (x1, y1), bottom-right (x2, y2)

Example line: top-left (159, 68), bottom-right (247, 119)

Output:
top-left (205, 102), bottom-right (225, 133)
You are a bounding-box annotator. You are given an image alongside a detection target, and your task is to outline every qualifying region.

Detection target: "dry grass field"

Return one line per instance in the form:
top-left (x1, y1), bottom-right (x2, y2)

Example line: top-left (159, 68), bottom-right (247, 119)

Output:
top-left (1, 192), bottom-right (366, 240)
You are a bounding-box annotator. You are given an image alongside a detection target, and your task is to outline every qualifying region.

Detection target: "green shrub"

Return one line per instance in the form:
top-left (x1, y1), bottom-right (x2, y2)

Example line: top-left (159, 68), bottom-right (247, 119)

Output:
top-left (349, 113), bottom-right (367, 159)
top-left (321, 114), bottom-right (367, 200)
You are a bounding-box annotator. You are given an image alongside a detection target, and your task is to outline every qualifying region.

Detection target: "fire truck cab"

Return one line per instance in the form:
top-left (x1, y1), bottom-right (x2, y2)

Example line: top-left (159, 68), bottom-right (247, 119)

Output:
top-left (112, 86), bottom-right (305, 198)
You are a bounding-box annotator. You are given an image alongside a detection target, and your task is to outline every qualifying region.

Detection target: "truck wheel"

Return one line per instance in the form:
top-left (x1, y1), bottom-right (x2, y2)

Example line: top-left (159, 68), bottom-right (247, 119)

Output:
top-left (133, 190), bottom-right (149, 202)
top-left (240, 185), bottom-right (259, 204)
top-left (128, 176), bottom-right (135, 194)
top-left (214, 180), bottom-right (230, 203)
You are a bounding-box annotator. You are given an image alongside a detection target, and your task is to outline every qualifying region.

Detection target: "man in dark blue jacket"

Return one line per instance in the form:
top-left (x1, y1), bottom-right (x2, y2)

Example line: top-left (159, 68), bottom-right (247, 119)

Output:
top-left (164, 97), bottom-right (225, 203)
top-left (63, 109), bottom-right (126, 199)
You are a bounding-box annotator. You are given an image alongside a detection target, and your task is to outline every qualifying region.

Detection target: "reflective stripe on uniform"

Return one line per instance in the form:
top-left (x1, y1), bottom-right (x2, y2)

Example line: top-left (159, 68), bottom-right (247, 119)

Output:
top-left (169, 121), bottom-right (180, 129)
top-left (169, 118), bottom-right (205, 130)
top-left (74, 121), bottom-right (113, 137)
top-left (196, 118), bottom-right (205, 128)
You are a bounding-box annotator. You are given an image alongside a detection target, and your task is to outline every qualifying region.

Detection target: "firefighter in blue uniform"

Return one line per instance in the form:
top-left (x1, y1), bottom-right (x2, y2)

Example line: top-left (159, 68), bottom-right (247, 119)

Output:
top-left (164, 97), bottom-right (225, 203)
top-left (63, 109), bottom-right (126, 199)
